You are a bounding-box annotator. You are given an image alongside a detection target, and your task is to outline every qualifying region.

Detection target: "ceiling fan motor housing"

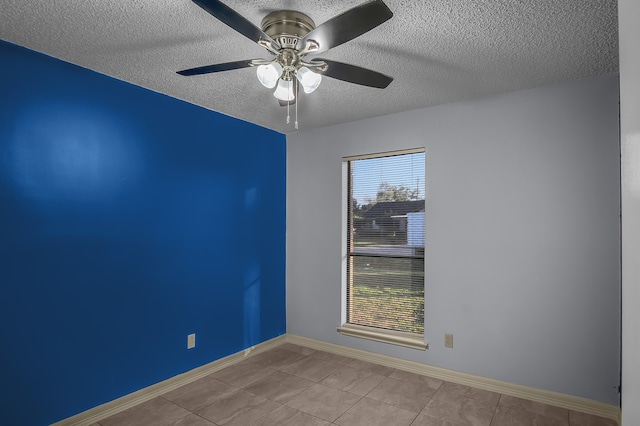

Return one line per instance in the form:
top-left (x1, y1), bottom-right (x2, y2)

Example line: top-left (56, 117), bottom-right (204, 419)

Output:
top-left (261, 11), bottom-right (315, 49)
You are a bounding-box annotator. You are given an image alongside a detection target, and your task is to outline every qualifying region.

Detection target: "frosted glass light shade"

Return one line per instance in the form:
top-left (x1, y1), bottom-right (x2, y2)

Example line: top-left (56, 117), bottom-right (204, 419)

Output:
top-left (256, 62), bottom-right (283, 88)
top-left (273, 79), bottom-right (295, 101)
top-left (296, 67), bottom-right (322, 93)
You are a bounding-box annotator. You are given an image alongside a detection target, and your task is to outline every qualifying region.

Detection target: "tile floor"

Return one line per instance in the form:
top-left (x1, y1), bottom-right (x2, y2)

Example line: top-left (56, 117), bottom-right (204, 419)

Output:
top-left (93, 343), bottom-right (618, 426)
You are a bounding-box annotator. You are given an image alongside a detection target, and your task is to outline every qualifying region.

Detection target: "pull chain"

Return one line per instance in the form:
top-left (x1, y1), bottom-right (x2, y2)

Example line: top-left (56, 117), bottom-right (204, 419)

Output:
top-left (295, 78), bottom-right (299, 129)
top-left (286, 81), bottom-right (290, 124)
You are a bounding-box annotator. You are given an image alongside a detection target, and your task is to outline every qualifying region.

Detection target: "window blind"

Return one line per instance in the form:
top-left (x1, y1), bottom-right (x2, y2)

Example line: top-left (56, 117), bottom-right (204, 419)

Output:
top-left (346, 150), bottom-right (425, 335)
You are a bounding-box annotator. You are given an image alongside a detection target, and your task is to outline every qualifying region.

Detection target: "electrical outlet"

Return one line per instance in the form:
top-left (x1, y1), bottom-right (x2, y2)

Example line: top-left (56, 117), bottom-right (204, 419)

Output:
top-left (444, 333), bottom-right (453, 348)
top-left (187, 333), bottom-right (196, 349)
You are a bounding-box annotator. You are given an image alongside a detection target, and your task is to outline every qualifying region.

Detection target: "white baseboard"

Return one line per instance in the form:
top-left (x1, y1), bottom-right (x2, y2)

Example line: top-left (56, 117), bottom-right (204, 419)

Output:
top-left (286, 334), bottom-right (620, 423)
top-left (50, 335), bottom-right (287, 426)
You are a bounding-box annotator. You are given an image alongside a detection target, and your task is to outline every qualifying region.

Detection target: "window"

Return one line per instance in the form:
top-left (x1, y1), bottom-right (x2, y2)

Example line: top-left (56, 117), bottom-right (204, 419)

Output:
top-left (339, 149), bottom-right (426, 350)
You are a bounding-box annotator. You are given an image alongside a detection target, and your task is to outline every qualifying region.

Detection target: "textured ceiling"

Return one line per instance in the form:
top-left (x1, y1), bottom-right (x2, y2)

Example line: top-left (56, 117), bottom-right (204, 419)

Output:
top-left (1, 0), bottom-right (618, 134)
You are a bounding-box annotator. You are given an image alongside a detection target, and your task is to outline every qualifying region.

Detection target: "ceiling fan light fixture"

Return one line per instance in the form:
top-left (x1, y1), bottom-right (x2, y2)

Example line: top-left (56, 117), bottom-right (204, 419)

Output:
top-left (256, 62), bottom-right (283, 88)
top-left (177, 0), bottom-right (395, 129)
top-left (273, 78), bottom-right (295, 101)
top-left (296, 66), bottom-right (322, 93)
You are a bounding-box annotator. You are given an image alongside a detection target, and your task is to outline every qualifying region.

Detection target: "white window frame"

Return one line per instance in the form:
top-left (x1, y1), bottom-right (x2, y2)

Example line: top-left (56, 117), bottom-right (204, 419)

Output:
top-left (338, 148), bottom-right (427, 350)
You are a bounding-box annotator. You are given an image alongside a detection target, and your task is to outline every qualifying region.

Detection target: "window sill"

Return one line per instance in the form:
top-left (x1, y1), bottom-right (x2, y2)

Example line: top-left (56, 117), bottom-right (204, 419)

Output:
top-left (337, 323), bottom-right (428, 351)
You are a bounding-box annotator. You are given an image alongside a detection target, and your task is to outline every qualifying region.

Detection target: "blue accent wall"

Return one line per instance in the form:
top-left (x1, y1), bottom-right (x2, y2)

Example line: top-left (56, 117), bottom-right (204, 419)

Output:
top-left (0, 40), bottom-right (286, 426)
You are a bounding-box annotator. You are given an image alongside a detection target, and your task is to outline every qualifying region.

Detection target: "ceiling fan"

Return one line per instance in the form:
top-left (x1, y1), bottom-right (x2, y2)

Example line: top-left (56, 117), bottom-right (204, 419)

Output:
top-left (177, 0), bottom-right (394, 127)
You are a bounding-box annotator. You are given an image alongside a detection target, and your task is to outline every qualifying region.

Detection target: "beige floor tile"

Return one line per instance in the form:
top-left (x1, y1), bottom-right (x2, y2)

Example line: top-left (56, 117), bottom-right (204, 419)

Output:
top-left (499, 395), bottom-right (569, 422)
top-left (209, 360), bottom-right (275, 388)
top-left (421, 388), bottom-right (496, 426)
top-left (195, 389), bottom-right (279, 426)
top-left (162, 376), bottom-right (238, 412)
top-left (346, 358), bottom-right (396, 376)
top-left (411, 413), bottom-right (465, 425)
top-left (277, 343), bottom-right (317, 356)
top-left (320, 365), bottom-right (387, 395)
top-left (491, 405), bottom-right (568, 426)
top-left (569, 410), bottom-right (618, 426)
top-left (440, 382), bottom-right (500, 405)
top-left (170, 413), bottom-right (216, 426)
top-left (310, 350), bottom-right (355, 365)
top-left (366, 376), bottom-right (438, 412)
top-left (335, 397), bottom-right (418, 426)
top-left (88, 347), bottom-right (615, 426)
top-left (389, 370), bottom-right (444, 390)
top-left (243, 370), bottom-right (315, 403)
top-left (251, 405), bottom-right (331, 426)
top-left (280, 356), bottom-right (342, 381)
top-left (247, 348), bottom-right (307, 370)
top-left (99, 397), bottom-right (191, 426)
top-left (285, 383), bottom-right (362, 421)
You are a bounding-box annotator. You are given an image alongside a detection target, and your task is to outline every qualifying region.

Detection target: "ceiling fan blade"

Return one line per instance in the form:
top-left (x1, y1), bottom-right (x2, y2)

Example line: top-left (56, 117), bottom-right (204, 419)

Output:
top-left (317, 59), bottom-right (393, 88)
top-left (296, 0), bottom-right (392, 54)
top-left (192, 0), bottom-right (279, 48)
top-left (177, 59), bottom-right (254, 76)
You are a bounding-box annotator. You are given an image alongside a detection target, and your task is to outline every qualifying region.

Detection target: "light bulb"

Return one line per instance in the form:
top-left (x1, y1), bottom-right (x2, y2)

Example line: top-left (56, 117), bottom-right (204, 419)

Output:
top-left (273, 79), bottom-right (295, 101)
top-left (256, 62), bottom-right (283, 89)
top-left (296, 67), bottom-right (322, 93)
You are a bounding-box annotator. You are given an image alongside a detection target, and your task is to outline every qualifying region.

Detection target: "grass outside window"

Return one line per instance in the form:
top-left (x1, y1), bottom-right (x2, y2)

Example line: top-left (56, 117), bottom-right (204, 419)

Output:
top-left (348, 255), bottom-right (424, 334)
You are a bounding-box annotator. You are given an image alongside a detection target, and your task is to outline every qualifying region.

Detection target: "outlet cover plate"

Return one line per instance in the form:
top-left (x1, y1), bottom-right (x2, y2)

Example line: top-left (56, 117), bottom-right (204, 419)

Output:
top-left (444, 333), bottom-right (453, 348)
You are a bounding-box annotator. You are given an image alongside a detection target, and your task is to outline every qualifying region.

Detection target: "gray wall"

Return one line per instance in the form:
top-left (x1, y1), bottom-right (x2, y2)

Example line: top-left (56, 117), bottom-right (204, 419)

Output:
top-left (620, 0), bottom-right (640, 423)
top-left (287, 74), bottom-right (620, 405)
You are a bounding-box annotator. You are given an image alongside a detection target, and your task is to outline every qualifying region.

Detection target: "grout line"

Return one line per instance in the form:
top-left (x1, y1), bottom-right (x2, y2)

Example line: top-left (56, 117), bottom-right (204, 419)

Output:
top-left (285, 334), bottom-right (619, 423)
top-left (57, 337), bottom-right (619, 426)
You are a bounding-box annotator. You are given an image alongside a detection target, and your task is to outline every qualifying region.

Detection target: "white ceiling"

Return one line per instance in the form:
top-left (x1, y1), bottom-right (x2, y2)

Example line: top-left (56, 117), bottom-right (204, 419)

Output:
top-left (1, 0), bottom-right (618, 134)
